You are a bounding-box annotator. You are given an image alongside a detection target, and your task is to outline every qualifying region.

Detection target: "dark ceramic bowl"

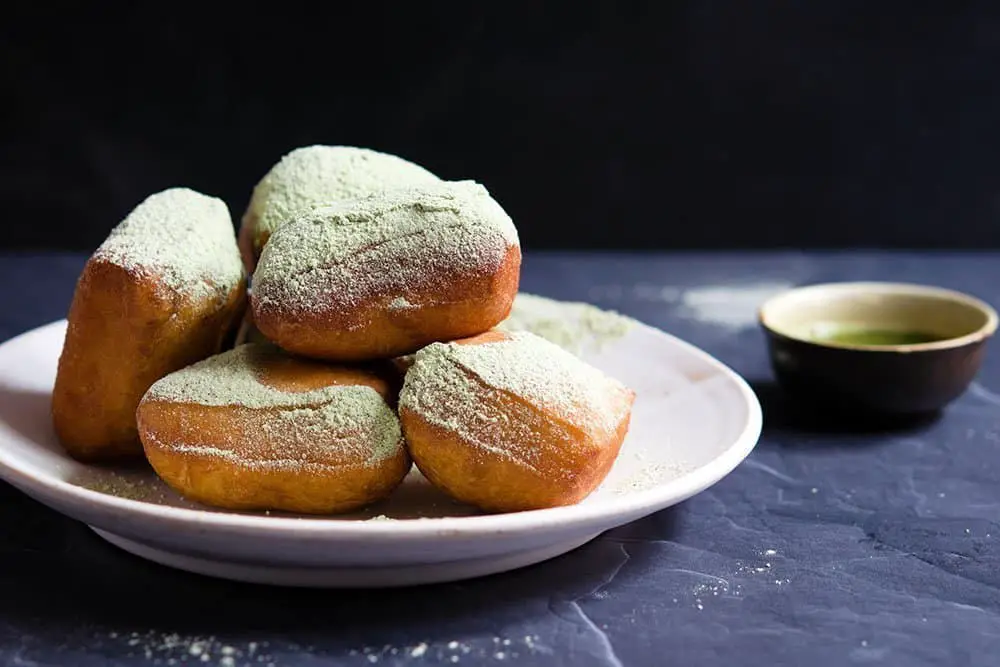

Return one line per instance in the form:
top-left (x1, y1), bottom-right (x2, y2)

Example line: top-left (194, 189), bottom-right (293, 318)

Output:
top-left (759, 282), bottom-right (998, 415)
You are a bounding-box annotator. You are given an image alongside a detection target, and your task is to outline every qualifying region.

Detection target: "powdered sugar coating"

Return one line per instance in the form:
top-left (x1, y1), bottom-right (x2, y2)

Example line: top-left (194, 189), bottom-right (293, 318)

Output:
top-left (399, 331), bottom-right (632, 467)
top-left (143, 344), bottom-right (403, 469)
top-left (251, 180), bottom-right (519, 322)
top-left (147, 345), bottom-right (343, 408)
top-left (243, 145), bottom-right (440, 248)
top-left (94, 187), bottom-right (244, 301)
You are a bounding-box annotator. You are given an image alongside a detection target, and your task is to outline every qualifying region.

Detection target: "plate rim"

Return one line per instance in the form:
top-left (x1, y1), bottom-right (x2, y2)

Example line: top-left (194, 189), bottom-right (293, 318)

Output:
top-left (0, 317), bottom-right (762, 539)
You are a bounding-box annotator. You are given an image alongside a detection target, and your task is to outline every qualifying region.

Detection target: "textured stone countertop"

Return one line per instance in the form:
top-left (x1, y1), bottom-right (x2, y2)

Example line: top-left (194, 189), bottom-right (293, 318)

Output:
top-left (1, 251), bottom-right (998, 667)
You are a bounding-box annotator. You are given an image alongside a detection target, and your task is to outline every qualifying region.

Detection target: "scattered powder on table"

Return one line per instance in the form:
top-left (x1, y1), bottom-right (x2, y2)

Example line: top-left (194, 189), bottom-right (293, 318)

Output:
top-left (678, 282), bottom-right (791, 330)
top-left (352, 637), bottom-right (543, 664)
top-left (93, 187), bottom-right (245, 301)
top-left (252, 180), bottom-right (519, 322)
top-left (400, 331), bottom-right (631, 470)
top-left (244, 145), bottom-right (441, 243)
top-left (102, 631), bottom-right (275, 666)
top-left (498, 293), bottom-right (634, 354)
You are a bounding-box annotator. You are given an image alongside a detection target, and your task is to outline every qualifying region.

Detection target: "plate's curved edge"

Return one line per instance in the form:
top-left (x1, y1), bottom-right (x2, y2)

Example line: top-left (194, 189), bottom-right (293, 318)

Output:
top-left (93, 528), bottom-right (602, 588)
top-left (0, 317), bottom-right (762, 540)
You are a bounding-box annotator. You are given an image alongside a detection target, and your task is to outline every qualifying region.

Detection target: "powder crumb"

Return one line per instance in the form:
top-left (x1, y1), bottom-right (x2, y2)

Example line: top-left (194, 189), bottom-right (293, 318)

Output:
top-left (221, 646), bottom-right (236, 656)
top-left (76, 470), bottom-right (175, 504)
top-left (764, 549), bottom-right (777, 556)
top-left (447, 641), bottom-right (459, 650)
top-left (811, 487), bottom-right (818, 494)
top-left (200, 654), bottom-right (211, 663)
top-left (451, 656), bottom-right (460, 664)
top-left (495, 651), bottom-right (506, 660)
top-left (367, 655), bottom-right (379, 664)
top-left (390, 296), bottom-right (416, 310)
top-left (410, 643), bottom-right (428, 657)
top-left (220, 657), bottom-right (235, 667)
top-left (499, 293), bottom-right (634, 354)
top-left (608, 461), bottom-right (687, 495)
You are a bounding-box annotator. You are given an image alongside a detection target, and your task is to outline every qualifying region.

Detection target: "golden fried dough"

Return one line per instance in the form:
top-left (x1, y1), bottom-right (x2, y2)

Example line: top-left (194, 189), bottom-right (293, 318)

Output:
top-left (251, 180), bottom-right (521, 362)
top-left (52, 188), bottom-right (246, 461)
top-left (398, 330), bottom-right (634, 512)
top-left (137, 344), bottom-right (410, 514)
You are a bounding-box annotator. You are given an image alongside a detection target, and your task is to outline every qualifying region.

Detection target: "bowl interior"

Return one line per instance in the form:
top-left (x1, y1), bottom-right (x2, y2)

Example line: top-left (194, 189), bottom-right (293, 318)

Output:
top-left (760, 282), bottom-right (998, 350)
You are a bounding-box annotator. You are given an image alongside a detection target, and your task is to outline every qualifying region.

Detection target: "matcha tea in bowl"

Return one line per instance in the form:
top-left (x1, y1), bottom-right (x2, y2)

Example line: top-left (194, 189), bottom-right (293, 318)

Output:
top-left (759, 282), bottom-right (998, 415)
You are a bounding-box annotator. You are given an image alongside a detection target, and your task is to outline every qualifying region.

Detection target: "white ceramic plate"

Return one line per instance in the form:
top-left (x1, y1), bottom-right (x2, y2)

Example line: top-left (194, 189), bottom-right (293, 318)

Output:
top-left (0, 297), bottom-right (761, 587)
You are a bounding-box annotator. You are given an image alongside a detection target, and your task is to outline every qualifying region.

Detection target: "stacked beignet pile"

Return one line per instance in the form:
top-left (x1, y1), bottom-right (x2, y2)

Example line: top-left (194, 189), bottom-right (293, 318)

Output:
top-left (52, 146), bottom-right (635, 515)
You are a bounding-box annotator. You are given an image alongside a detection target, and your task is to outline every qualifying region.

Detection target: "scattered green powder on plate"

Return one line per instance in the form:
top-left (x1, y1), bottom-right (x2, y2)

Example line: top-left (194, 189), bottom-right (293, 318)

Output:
top-left (498, 293), bottom-right (634, 353)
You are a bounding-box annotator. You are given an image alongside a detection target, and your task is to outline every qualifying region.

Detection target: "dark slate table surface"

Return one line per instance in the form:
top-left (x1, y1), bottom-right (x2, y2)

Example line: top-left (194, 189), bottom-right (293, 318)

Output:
top-left (2, 251), bottom-right (999, 667)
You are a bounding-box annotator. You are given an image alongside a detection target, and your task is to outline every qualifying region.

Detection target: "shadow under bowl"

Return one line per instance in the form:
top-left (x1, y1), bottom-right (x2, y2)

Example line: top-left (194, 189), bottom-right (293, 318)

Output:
top-left (759, 282), bottom-right (998, 415)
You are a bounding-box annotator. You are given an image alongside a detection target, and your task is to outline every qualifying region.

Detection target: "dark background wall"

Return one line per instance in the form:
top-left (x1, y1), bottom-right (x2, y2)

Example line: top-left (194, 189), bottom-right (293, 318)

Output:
top-left (3, 2), bottom-right (999, 252)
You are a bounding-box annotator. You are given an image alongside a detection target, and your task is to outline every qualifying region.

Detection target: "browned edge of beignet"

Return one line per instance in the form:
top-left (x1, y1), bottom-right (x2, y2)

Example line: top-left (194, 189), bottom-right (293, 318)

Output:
top-left (137, 345), bottom-right (410, 514)
top-left (398, 330), bottom-right (635, 513)
top-left (255, 243), bottom-right (521, 362)
top-left (52, 258), bottom-right (246, 462)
